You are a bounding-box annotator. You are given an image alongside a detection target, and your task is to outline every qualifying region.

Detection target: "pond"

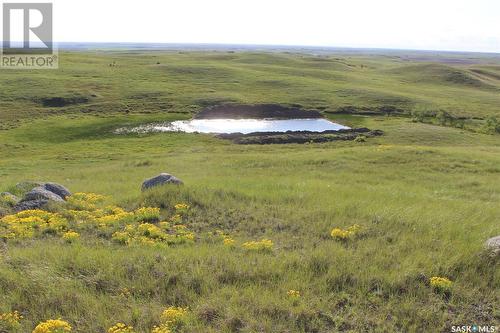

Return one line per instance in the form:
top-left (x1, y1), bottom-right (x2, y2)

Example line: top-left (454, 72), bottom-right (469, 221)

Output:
top-left (117, 118), bottom-right (349, 134)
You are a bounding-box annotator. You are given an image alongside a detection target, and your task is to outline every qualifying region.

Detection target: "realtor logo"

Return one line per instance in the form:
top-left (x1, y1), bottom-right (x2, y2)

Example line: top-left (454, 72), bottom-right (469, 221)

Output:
top-left (1, 3), bottom-right (58, 68)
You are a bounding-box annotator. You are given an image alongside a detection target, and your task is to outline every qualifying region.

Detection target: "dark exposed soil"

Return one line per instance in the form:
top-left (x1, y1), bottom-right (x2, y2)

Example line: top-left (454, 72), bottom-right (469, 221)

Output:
top-left (195, 104), bottom-right (322, 119)
top-left (217, 128), bottom-right (383, 144)
top-left (39, 96), bottom-right (90, 107)
top-left (329, 105), bottom-right (406, 115)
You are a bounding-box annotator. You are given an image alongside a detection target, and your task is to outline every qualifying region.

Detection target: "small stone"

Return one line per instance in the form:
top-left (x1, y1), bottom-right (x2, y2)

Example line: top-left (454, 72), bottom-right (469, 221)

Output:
top-left (485, 236), bottom-right (500, 256)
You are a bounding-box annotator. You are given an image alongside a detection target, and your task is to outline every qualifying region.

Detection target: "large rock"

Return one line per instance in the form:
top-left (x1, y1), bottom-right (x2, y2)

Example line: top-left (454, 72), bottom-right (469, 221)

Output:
top-left (485, 236), bottom-right (500, 256)
top-left (22, 187), bottom-right (65, 203)
top-left (11, 181), bottom-right (71, 212)
top-left (142, 173), bottom-right (183, 191)
top-left (43, 182), bottom-right (71, 199)
top-left (15, 181), bottom-right (71, 198)
top-left (14, 200), bottom-right (49, 212)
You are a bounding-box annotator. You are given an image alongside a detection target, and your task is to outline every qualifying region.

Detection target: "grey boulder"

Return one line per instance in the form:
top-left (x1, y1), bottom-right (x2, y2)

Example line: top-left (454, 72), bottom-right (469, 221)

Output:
top-left (485, 236), bottom-right (500, 256)
top-left (10, 181), bottom-right (71, 212)
top-left (43, 182), bottom-right (71, 199)
top-left (14, 181), bottom-right (71, 199)
top-left (142, 173), bottom-right (183, 191)
top-left (14, 200), bottom-right (49, 212)
top-left (23, 187), bottom-right (65, 203)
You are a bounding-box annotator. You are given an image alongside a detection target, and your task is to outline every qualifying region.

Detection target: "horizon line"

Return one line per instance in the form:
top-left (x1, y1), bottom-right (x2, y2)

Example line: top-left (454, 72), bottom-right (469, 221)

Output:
top-left (44, 42), bottom-right (500, 55)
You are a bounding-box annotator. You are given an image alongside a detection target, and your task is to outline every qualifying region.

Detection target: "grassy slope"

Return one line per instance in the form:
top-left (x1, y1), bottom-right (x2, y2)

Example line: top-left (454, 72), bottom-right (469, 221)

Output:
top-left (1, 51), bottom-right (500, 128)
top-left (0, 111), bottom-right (499, 332)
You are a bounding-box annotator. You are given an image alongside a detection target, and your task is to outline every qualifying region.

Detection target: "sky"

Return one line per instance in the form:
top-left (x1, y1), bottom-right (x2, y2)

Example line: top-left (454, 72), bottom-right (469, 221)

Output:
top-left (4, 0), bottom-right (500, 53)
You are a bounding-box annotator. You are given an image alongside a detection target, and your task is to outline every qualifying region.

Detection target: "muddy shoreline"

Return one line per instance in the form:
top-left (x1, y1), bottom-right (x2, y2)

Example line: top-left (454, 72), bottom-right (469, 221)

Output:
top-left (217, 128), bottom-right (383, 144)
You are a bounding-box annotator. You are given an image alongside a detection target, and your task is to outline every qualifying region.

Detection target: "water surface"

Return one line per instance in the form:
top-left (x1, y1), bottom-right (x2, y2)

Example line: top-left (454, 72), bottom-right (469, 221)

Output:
top-left (118, 118), bottom-right (349, 134)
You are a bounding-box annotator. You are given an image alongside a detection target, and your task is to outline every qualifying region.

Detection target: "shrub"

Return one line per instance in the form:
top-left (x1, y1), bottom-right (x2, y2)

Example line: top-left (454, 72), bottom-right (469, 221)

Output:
top-left (354, 135), bottom-right (366, 143)
top-left (483, 116), bottom-right (500, 134)
top-left (436, 110), bottom-right (453, 126)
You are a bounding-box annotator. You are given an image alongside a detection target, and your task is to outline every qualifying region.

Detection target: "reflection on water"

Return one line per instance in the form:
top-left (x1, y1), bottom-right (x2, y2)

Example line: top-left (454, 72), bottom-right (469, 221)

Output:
top-left (117, 118), bottom-right (349, 134)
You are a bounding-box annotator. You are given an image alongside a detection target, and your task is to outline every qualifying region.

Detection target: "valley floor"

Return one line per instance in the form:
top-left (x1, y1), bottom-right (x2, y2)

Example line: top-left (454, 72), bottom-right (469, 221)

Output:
top-left (0, 113), bottom-right (499, 332)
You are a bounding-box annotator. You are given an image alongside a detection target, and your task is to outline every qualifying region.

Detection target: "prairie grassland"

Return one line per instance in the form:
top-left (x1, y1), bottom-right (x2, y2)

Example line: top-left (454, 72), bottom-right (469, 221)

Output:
top-left (0, 51), bottom-right (499, 332)
top-left (1, 51), bottom-right (500, 127)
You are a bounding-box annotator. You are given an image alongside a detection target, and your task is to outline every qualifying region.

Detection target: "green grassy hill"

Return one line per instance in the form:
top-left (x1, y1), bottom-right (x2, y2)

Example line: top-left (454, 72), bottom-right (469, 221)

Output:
top-left (1, 51), bottom-right (500, 127)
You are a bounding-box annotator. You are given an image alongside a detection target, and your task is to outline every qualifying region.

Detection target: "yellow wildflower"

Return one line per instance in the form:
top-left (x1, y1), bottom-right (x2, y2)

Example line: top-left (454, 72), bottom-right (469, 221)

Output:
top-left (242, 239), bottom-right (273, 251)
top-left (62, 231), bottom-right (80, 242)
top-left (287, 290), bottom-right (301, 298)
top-left (160, 306), bottom-right (189, 328)
top-left (32, 319), bottom-right (72, 333)
top-left (0, 310), bottom-right (23, 329)
top-left (0, 210), bottom-right (68, 239)
top-left (151, 325), bottom-right (171, 333)
top-left (223, 237), bottom-right (235, 247)
top-left (107, 323), bottom-right (135, 333)
top-left (134, 207), bottom-right (160, 222)
top-left (67, 192), bottom-right (106, 210)
top-left (429, 276), bottom-right (453, 292)
top-left (330, 225), bottom-right (360, 241)
top-left (174, 203), bottom-right (189, 210)
top-left (119, 287), bottom-right (131, 298)
top-left (169, 214), bottom-right (182, 223)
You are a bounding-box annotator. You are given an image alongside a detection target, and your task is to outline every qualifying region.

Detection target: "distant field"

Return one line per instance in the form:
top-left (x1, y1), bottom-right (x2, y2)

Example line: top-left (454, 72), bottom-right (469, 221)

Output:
top-left (1, 50), bottom-right (500, 128)
top-left (0, 51), bottom-right (499, 332)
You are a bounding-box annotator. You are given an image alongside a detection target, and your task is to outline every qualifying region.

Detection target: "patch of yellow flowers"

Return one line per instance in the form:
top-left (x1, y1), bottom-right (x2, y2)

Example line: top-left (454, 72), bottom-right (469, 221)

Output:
top-left (134, 207), bottom-right (161, 222)
top-left (287, 290), bottom-right (301, 298)
top-left (242, 239), bottom-right (273, 252)
top-left (62, 230), bottom-right (79, 242)
top-left (153, 306), bottom-right (189, 332)
top-left (107, 322), bottom-right (135, 333)
top-left (0, 192), bottom-right (197, 246)
top-left (32, 319), bottom-right (72, 333)
top-left (112, 221), bottom-right (195, 247)
top-left (174, 203), bottom-right (189, 212)
top-left (330, 224), bottom-right (361, 241)
top-left (0, 310), bottom-right (22, 330)
top-left (106, 306), bottom-right (189, 333)
top-left (223, 236), bottom-right (236, 247)
top-left (66, 192), bottom-right (106, 211)
top-left (0, 210), bottom-right (68, 239)
top-left (151, 326), bottom-right (172, 333)
top-left (429, 276), bottom-right (453, 292)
